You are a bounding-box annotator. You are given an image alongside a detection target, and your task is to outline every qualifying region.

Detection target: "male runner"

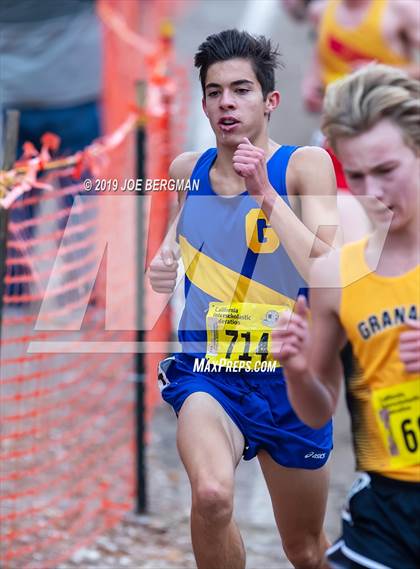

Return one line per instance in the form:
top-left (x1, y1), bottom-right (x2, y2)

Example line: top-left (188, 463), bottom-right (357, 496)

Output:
top-left (303, 0), bottom-right (420, 114)
top-left (150, 29), bottom-right (339, 569)
top-left (275, 64), bottom-right (419, 569)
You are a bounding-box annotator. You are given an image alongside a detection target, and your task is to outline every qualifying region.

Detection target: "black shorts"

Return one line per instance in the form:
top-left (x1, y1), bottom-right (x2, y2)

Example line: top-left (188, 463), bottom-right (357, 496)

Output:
top-left (327, 472), bottom-right (420, 569)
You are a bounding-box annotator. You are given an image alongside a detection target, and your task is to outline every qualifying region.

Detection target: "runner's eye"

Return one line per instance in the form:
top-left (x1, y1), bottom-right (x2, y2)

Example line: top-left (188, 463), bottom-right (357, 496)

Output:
top-left (347, 173), bottom-right (363, 180)
top-left (377, 167), bottom-right (394, 175)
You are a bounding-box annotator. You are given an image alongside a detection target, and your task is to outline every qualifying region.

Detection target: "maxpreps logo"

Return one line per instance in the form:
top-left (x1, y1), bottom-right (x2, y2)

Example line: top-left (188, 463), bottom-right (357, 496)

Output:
top-left (304, 451), bottom-right (326, 460)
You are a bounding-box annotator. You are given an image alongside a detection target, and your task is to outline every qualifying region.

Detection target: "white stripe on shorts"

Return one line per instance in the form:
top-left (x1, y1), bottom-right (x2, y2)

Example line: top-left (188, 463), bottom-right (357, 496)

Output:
top-left (341, 543), bottom-right (393, 569)
top-left (326, 539), bottom-right (345, 556)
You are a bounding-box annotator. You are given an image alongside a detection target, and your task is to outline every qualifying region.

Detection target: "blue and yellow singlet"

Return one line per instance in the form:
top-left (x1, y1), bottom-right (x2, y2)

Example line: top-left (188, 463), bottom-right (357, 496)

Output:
top-left (176, 146), bottom-right (307, 366)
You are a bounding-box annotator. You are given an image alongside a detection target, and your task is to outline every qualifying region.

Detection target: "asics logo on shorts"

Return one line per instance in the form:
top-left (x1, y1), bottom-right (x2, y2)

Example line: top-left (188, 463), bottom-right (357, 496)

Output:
top-left (304, 451), bottom-right (326, 459)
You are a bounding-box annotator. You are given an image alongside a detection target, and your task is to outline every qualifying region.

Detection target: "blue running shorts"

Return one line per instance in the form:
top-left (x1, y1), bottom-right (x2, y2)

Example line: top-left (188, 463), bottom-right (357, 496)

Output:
top-left (158, 353), bottom-right (332, 469)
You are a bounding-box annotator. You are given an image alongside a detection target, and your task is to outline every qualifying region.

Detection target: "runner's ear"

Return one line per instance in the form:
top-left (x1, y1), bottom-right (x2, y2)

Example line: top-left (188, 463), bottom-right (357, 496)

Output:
top-left (264, 91), bottom-right (280, 115)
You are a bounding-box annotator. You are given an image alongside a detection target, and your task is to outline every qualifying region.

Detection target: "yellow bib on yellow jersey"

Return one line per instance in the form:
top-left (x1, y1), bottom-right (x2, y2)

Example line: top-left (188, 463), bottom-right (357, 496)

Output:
top-left (339, 239), bottom-right (420, 482)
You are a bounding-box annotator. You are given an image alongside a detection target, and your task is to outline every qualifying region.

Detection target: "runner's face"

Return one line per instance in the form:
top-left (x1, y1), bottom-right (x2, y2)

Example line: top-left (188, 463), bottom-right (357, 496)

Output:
top-left (336, 119), bottom-right (420, 233)
top-left (202, 58), bottom-right (279, 147)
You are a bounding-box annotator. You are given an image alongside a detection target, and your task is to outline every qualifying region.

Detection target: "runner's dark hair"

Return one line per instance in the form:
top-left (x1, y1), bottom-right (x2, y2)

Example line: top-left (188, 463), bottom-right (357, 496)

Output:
top-left (194, 29), bottom-right (283, 99)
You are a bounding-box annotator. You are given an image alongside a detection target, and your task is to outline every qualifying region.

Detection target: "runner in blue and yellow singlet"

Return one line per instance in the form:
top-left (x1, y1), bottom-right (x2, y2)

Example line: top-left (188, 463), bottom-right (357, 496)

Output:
top-left (150, 29), bottom-right (339, 569)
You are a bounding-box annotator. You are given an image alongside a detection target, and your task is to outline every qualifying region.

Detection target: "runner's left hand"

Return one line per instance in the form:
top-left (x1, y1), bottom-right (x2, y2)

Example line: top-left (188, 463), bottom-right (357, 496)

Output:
top-left (233, 138), bottom-right (271, 197)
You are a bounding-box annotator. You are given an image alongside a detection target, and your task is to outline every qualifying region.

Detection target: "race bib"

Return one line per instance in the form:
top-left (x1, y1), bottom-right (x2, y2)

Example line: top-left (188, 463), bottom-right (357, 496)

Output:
top-left (371, 380), bottom-right (420, 469)
top-left (205, 302), bottom-right (289, 370)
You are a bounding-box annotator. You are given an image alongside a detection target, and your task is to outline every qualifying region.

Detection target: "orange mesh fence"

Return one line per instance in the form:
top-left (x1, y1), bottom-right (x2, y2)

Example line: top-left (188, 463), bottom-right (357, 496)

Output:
top-left (100, 0), bottom-right (191, 422)
top-left (0, 0), bottom-right (190, 567)
top-left (1, 168), bottom-right (136, 569)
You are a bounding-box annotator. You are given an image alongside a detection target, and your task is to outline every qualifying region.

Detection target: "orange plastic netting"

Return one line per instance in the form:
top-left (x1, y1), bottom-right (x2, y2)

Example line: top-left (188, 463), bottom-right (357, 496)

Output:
top-left (0, 1), bottom-right (189, 567)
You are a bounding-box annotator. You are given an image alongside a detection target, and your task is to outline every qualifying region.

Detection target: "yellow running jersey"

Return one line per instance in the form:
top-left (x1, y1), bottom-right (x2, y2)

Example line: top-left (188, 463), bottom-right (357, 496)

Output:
top-left (318, 0), bottom-right (410, 86)
top-left (339, 239), bottom-right (420, 482)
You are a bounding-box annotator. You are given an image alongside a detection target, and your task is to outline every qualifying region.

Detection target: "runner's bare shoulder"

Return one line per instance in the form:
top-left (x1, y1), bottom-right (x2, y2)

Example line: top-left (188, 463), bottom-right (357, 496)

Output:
top-left (287, 146), bottom-right (335, 197)
top-left (170, 152), bottom-right (201, 181)
top-left (170, 152), bottom-right (201, 206)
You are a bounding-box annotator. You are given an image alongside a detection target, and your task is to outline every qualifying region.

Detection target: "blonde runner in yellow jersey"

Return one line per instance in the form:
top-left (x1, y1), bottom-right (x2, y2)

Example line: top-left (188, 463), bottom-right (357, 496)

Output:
top-left (339, 238), bottom-right (419, 482)
top-left (274, 65), bottom-right (420, 569)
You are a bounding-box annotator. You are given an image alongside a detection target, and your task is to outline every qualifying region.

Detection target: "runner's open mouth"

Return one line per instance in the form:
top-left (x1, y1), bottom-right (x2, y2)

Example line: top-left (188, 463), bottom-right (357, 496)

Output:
top-left (219, 117), bottom-right (240, 126)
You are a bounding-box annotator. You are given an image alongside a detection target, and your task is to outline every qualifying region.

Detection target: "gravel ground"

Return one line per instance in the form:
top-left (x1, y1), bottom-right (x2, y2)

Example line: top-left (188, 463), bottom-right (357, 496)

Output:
top-left (59, 395), bottom-right (355, 569)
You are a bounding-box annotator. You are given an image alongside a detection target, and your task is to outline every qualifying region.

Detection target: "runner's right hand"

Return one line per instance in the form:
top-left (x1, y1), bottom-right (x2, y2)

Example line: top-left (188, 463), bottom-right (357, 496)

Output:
top-left (272, 295), bottom-right (310, 375)
top-left (149, 247), bottom-right (179, 293)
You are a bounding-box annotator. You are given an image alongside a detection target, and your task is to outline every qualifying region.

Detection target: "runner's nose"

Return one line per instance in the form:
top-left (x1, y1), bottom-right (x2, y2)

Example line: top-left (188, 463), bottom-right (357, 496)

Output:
top-left (219, 89), bottom-right (236, 110)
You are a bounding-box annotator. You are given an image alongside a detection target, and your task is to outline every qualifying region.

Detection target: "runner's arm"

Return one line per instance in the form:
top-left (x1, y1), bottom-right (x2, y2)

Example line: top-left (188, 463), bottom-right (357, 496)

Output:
top-left (292, 145), bottom-right (341, 252)
top-left (302, 0), bottom-right (327, 112)
top-left (149, 152), bottom-right (199, 293)
top-left (161, 151), bottom-right (200, 250)
top-left (282, 254), bottom-right (347, 428)
top-left (260, 146), bottom-right (340, 281)
top-left (307, 0), bottom-right (326, 27)
top-left (395, 0), bottom-right (420, 79)
top-left (302, 49), bottom-right (325, 113)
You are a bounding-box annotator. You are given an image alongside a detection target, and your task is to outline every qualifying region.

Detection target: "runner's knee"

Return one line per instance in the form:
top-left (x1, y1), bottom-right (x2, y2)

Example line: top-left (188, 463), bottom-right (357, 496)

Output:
top-left (283, 537), bottom-right (325, 569)
top-left (192, 480), bottom-right (233, 524)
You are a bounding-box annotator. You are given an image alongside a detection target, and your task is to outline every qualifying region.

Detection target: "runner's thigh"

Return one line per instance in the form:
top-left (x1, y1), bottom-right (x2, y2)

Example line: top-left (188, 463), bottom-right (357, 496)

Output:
top-left (177, 392), bottom-right (245, 486)
top-left (258, 450), bottom-right (329, 543)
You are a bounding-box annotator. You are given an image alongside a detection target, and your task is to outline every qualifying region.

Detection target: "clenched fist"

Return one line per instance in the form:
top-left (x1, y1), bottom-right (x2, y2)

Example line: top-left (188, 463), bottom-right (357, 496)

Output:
top-left (272, 295), bottom-right (310, 375)
top-left (149, 247), bottom-right (179, 293)
top-left (232, 138), bottom-right (271, 197)
top-left (399, 319), bottom-right (420, 373)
